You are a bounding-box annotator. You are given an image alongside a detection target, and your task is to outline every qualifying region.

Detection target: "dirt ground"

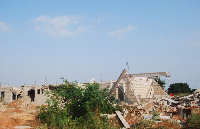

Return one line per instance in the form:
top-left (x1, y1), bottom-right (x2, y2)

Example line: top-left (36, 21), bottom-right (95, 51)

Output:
top-left (0, 100), bottom-right (39, 129)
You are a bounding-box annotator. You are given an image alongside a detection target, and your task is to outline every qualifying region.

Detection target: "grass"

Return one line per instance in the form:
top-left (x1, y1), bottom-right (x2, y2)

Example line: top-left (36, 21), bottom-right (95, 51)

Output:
top-left (173, 93), bottom-right (191, 97)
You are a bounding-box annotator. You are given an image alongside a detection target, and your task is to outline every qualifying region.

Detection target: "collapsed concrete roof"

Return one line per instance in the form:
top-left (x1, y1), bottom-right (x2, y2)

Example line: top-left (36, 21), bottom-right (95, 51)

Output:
top-left (128, 72), bottom-right (170, 78)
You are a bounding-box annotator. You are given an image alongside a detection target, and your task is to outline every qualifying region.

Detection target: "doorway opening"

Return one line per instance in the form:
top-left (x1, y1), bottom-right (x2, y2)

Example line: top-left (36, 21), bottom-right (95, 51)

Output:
top-left (28, 89), bottom-right (35, 102)
top-left (12, 93), bottom-right (16, 101)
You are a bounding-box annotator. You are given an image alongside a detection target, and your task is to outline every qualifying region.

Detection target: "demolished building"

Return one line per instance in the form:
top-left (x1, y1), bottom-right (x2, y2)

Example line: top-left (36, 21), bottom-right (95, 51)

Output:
top-left (1, 69), bottom-right (171, 106)
top-left (99, 69), bottom-right (170, 105)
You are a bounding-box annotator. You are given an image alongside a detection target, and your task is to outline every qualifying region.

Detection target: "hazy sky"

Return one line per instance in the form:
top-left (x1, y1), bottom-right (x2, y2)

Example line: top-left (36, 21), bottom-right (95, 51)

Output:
top-left (0, 1), bottom-right (200, 90)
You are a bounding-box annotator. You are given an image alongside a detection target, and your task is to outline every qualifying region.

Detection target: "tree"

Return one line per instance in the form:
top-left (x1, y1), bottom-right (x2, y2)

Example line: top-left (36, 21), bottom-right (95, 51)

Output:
top-left (167, 83), bottom-right (191, 94)
top-left (155, 79), bottom-right (166, 89)
top-left (191, 89), bottom-right (197, 93)
top-left (37, 82), bottom-right (118, 128)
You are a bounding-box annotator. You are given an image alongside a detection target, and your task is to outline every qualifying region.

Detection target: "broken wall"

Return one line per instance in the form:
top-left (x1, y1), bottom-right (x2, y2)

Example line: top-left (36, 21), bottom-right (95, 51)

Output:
top-left (106, 71), bottom-right (170, 105)
top-left (21, 85), bottom-right (49, 105)
top-left (0, 86), bottom-right (12, 103)
top-left (34, 85), bottom-right (48, 105)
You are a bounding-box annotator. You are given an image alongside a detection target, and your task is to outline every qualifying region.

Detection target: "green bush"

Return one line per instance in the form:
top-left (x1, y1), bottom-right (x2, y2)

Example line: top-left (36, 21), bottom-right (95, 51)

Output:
top-left (132, 120), bottom-right (155, 129)
top-left (153, 110), bottom-right (160, 121)
top-left (185, 113), bottom-right (200, 128)
top-left (37, 82), bottom-right (119, 128)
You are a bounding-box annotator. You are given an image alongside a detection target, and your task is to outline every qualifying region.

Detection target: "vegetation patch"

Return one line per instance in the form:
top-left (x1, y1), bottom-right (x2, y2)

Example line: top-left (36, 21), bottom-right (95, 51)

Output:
top-left (37, 82), bottom-right (120, 128)
top-left (184, 113), bottom-right (200, 128)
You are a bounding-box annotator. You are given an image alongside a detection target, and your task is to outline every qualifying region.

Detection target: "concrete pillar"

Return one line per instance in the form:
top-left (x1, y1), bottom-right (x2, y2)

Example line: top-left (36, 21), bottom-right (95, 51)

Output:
top-left (116, 87), bottom-right (118, 99)
top-left (126, 78), bottom-right (131, 98)
top-left (15, 94), bottom-right (17, 100)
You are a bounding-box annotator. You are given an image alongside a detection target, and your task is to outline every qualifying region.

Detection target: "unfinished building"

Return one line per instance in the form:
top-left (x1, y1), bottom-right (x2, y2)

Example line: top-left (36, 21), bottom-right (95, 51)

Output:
top-left (0, 86), bottom-right (22, 102)
top-left (0, 85), bottom-right (49, 105)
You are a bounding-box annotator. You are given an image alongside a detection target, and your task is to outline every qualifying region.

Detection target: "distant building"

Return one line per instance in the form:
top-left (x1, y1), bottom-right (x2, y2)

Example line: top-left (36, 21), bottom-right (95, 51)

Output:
top-left (0, 84), bottom-right (51, 105)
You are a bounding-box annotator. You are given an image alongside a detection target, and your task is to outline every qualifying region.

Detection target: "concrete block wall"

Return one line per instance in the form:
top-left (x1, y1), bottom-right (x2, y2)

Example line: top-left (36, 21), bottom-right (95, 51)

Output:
top-left (130, 77), bottom-right (153, 99)
top-left (152, 82), bottom-right (169, 99)
top-left (117, 85), bottom-right (124, 101)
top-left (128, 91), bottom-right (140, 104)
top-left (5, 89), bottom-right (12, 103)
top-left (123, 77), bottom-right (169, 105)
top-left (99, 81), bottom-right (111, 90)
top-left (140, 98), bottom-right (154, 105)
top-left (0, 86), bottom-right (12, 103)
top-left (34, 86), bottom-right (49, 105)
top-left (21, 85), bottom-right (49, 106)
top-left (0, 85), bottom-right (51, 106)
top-left (21, 86), bottom-right (35, 105)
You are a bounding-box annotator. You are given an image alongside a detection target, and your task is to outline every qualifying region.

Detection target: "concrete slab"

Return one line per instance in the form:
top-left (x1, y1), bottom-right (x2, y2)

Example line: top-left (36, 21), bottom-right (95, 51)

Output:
top-left (14, 126), bottom-right (33, 129)
top-left (115, 111), bottom-right (130, 128)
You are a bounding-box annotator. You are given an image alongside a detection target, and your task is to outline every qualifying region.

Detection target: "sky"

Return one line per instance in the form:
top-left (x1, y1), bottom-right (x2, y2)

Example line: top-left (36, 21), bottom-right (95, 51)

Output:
top-left (0, 0), bottom-right (200, 90)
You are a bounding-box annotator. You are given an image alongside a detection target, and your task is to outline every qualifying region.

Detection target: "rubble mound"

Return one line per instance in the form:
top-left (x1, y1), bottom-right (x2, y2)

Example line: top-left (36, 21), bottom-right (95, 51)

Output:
top-left (152, 121), bottom-right (180, 129)
top-left (0, 100), bottom-right (38, 128)
top-left (6, 100), bottom-right (23, 108)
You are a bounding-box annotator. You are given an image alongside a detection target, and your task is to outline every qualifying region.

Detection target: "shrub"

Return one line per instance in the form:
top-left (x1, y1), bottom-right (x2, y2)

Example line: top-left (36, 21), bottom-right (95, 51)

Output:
top-left (185, 113), bottom-right (200, 128)
top-left (37, 82), bottom-right (118, 128)
top-left (132, 120), bottom-right (155, 129)
top-left (151, 110), bottom-right (160, 121)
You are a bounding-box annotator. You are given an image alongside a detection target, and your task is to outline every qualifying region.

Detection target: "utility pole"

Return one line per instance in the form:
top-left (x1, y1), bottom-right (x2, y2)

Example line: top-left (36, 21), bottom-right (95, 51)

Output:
top-left (45, 77), bottom-right (47, 84)
top-left (35, 79), bottom-right (36, 85)
top-left (126, 62), bottom-right (129, 70)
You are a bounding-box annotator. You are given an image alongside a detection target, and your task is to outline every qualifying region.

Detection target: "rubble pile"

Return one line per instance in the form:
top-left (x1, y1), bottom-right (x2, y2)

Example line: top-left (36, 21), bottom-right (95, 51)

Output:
top-left (6, 99), bottom-right (23, 108)
top-left (0, 100), bottom-right (37, 128)
top-left (115, 89), bottom-right (200, 128)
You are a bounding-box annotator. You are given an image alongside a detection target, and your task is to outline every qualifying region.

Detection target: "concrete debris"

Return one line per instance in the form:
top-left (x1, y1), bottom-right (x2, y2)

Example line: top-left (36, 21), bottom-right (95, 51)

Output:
top-left (115, 111), bottom-right (130, 129)
top-left (143, 114), bottom-right (153, 119)
top-left (100, 113), bottom-right (116, 119)
top-left (0, 99), bottom-right (37, 128)
top-left (14, 126), bottom-right (33, 129)
top-left (118, 89), bottom-right (200, 127)
top-left (160, 115), bottom-right (170, 120)
top-left (107, 70), bottom-right (200, 128)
